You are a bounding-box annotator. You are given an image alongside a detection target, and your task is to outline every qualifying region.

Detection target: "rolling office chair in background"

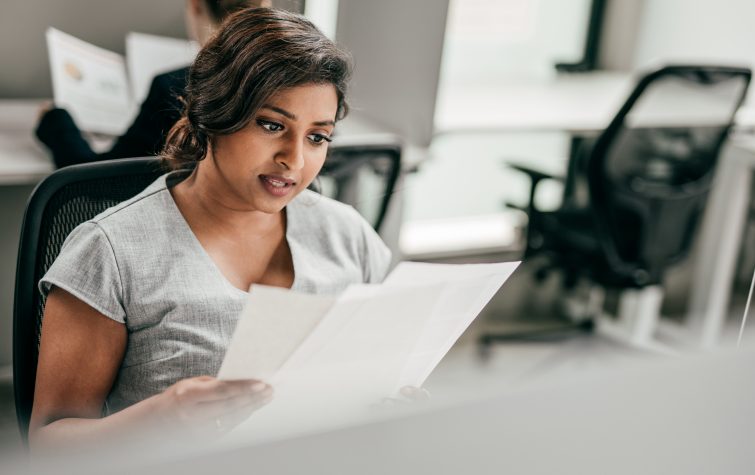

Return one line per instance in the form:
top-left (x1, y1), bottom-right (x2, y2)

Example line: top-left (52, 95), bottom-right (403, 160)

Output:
top-left (13, 140), bottom-right (402, 444)
top-left (482, 65), bottom-right (751, 350)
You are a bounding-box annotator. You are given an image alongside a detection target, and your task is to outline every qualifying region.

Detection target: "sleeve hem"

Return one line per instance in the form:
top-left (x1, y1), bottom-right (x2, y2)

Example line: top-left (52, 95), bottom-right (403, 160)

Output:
top-left (39, 279), bottom-right (127, 325)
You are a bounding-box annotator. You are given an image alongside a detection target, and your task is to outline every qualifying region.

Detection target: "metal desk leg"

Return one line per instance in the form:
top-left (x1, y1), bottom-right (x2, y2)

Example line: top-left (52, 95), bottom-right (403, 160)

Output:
top-left (687, 140), bottom-right (755, 348)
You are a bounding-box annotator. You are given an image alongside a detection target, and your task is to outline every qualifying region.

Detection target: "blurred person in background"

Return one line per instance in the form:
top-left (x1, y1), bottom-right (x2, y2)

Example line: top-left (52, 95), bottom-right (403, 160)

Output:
top-left (35, 0), bottom-right (271, 168)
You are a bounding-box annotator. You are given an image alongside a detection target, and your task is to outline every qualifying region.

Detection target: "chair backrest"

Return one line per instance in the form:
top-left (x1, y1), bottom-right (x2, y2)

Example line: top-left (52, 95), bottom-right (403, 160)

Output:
top-left (13, 157), bottom-right (165, 443)
top-left (587, 65), bottom-right (751, 286)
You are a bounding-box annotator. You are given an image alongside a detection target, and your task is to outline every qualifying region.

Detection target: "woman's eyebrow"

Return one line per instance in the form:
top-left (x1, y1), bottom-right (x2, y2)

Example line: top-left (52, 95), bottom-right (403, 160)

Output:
top-left (260, 104), bottom-right (335, 127)
top-left (261, 104), bottom-right (296, 120)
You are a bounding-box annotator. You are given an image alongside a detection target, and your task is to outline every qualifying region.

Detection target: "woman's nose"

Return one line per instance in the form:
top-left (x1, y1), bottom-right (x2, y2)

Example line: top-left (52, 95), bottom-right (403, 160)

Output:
top-left (275, 137), bottom-right (305, 170)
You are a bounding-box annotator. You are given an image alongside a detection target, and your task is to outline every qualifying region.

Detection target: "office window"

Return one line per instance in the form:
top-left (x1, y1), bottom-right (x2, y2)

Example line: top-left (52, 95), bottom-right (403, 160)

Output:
top-left (438, 0), bottom-right (592, 89)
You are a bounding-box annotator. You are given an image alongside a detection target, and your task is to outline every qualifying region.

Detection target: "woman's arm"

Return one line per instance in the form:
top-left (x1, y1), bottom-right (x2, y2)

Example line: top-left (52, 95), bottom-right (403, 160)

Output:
top-left (34, 109), bottom-right (98, 167)
top-left (30, 287), bottom-right (272, 450)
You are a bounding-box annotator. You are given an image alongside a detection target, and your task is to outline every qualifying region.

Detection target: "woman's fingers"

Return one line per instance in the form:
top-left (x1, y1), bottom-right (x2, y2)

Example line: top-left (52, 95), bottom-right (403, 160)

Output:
top-left (176, 378), bottom-right (268, 405)
top-left (195, 379), bottom-right (269, 404)
top-left (192, 383), bottom-right (273, 421)
top-left (165, 377), bottom-right (273, 434)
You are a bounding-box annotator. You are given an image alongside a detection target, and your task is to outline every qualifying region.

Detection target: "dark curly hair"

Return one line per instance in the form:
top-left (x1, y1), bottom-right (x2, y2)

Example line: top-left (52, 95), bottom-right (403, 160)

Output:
top-left (162, 7), bottom-right (352, 170)
top-left (203, 0), bottom-right (270, 23)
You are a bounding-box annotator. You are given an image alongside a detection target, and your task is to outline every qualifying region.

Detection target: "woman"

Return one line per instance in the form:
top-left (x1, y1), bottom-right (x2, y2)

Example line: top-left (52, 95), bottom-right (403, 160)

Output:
top-left (35, 0), bottom-right (272, 168)
top-left (30, 7), bottom-right (391, 448)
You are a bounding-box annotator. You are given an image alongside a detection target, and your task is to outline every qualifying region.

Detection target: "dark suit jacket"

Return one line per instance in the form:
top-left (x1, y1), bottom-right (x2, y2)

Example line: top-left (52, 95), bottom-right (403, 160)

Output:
top-left (36, 67), bottom-right (189, 168)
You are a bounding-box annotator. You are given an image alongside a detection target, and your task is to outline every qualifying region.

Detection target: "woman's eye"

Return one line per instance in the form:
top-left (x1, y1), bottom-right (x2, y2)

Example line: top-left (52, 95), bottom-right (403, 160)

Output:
top-left (308, 133), bottom-right (332, 144)
top-left (257, 119), bottom-right (283, 132)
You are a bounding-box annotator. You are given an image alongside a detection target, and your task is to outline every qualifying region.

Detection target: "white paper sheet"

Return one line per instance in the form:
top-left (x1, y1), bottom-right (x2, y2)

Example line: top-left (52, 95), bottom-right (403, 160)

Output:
top-left (219, 261), bottom-right (520, 404)
top-left (384, 262), bottom-right (520, 388)
top-left (46, 28), bottom-right (135, 135)
top-left (274, 283), bottom-right (444, 397)
top-left (218, 286), bottom-right (336, 381)
top-left (125, 32), bottom-right (199, 105)
top-left (217, 261), bottom-right (520, 443)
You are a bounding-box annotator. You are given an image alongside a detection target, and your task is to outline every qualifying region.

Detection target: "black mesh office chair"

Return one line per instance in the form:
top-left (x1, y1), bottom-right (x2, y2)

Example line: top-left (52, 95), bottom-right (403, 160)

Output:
top-left (13, 140), bottom-right (401, 443)
top-left (483, 65), bottom-right (751, 346)
top-left (13, 158), bottom-right (164, 444)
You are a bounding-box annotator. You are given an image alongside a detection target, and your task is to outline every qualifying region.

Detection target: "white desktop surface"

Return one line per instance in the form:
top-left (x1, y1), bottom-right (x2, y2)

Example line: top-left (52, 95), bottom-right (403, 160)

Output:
top-left (194, 348), bottom-right (755, 475)
top-left (435, 72), bottom-right (634, 134)
top-left (0, 100), bottom-right (53, 185)
top-left (435, 71), bottom-right (755, 135)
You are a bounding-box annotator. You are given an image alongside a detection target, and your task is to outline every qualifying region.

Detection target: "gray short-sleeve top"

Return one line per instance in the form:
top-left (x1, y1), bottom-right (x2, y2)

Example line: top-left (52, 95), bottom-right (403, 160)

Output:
top-left (39, 172), bottom-right (391, 413)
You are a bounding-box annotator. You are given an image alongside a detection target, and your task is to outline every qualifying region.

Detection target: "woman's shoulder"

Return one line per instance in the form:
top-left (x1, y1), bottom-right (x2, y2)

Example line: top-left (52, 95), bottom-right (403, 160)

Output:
top-left (86, 173), bottom-right (174, 233)
top-left (291, 189), bottom-right (369, 231)
top-left (289, 189), bottom-right (392, 283)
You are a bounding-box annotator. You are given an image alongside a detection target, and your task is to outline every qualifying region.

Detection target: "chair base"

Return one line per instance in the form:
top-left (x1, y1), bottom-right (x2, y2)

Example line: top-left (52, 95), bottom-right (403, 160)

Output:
top-left (592, 285), bottom-right (713, 355)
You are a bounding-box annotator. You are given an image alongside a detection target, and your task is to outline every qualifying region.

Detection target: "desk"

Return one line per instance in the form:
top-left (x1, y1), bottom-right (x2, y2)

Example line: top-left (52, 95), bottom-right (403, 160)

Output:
top-left (435, 72), bottom-right (634, 134)
top-left (12, 343), bottom-right (755, 474)
top-left (688, 137), bottom-right (755, 347)
top-left (435, 71), bottom-right (755, 135)
top-left (0, 100), bottom-right (53, 185)
top-left (184, 349), bottom-right (755, 475)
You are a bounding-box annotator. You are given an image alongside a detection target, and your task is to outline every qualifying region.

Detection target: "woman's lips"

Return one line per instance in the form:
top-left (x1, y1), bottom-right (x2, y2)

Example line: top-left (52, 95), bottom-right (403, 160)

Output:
top-left (259, 174), bottom-right (296, 197)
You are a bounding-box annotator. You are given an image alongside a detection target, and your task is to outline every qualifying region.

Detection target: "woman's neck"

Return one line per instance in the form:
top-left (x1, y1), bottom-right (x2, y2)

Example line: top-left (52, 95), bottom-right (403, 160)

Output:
top-left (171, 167), bottom-right (284, 238)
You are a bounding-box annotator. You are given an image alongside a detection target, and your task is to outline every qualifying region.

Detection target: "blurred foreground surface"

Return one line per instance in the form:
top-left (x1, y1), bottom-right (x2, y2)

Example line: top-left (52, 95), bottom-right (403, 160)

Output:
top-left (3, 342), bottom-right (755, 475)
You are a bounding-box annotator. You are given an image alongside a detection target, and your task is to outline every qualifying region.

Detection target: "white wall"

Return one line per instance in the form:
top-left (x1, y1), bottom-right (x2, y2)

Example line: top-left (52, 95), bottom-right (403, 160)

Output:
top-left (0, 0), bottom-right (187, 98)
top-left (633, 0), bottom-right (755, 93)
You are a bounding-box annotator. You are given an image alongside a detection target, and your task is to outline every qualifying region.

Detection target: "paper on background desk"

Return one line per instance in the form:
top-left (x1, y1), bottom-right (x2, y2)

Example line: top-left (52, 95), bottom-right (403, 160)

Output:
top-left (47, 28), bottom-right (135, 135)
top-left (125, 32), bottom-right (198, 106)
top-left (218, 261), bottom-right (520, 418)
top-left (46, 28), bottom-right (197, 135)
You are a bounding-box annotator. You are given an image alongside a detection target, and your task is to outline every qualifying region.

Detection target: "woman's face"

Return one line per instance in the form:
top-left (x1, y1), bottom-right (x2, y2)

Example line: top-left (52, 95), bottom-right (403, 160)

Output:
top-left (205, 82), bottom-right (338, 214)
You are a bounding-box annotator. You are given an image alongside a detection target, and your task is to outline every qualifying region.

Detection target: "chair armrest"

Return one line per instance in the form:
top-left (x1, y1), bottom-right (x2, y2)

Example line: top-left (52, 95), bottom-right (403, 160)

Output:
top-left (506, 163), bottom-right (563, 183)
top-left (504, 161), bottom-right (565, 213)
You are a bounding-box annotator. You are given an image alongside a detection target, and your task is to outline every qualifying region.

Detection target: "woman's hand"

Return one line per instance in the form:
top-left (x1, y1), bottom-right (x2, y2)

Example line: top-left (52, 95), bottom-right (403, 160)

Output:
top-left (158, 376), bottom-right (273, 436)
